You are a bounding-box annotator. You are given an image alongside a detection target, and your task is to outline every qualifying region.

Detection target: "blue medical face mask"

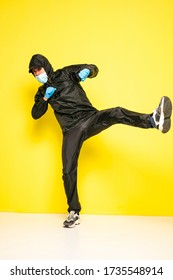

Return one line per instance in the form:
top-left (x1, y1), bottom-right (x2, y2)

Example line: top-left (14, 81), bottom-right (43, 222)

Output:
top-left (35, 71), bottom-right (48, 84)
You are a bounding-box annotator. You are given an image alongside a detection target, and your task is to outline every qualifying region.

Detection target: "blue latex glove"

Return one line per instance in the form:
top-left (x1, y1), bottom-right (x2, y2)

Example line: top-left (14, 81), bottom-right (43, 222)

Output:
top-left (44, 87), bottom-right (56, 99)
top-left (78, 68), bottom-right (90, 81)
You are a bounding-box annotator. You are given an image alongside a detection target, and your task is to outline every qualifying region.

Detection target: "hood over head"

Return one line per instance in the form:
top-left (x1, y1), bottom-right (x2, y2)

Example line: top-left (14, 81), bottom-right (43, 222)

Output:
top-left (29, 54), bottom-right (54, 78)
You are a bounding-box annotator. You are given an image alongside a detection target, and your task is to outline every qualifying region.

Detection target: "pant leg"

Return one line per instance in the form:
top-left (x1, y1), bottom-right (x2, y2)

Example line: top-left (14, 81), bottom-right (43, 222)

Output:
top-left (62, 106), bottom-right (152, 213)
top-left (62, 125), bottom-right (85, 213)
top-left (83, 107), bottom-right (153, 139)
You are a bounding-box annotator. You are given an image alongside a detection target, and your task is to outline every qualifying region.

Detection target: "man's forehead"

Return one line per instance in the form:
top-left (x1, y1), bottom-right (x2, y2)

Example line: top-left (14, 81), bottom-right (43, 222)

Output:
top-left (32, 67), bottom-right (42, 71)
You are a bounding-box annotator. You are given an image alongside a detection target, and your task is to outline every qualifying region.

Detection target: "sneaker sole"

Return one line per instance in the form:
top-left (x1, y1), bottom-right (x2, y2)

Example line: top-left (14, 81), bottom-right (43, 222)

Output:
top-left (63, 219), bottom-right (80, 228)
top-left (159, 96), bottom-right (172, 133)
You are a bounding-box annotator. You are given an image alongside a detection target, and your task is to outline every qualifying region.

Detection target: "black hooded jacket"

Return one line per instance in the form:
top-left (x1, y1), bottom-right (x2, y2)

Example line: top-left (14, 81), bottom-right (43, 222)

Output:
top-left (29, 54), bottom-right (99, 132)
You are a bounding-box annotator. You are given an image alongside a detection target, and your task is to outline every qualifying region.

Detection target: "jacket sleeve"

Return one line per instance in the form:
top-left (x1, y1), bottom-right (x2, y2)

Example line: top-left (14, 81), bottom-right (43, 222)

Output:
top-left (31, 88), bottom-right (48, 119)
top-left (63, 64), bottom-right (99, 82)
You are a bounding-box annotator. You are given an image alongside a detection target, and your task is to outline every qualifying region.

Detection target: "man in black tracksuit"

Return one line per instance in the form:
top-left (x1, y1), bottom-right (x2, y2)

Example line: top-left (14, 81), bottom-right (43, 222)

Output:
top-left (29, 54), bottom-right (172, 228)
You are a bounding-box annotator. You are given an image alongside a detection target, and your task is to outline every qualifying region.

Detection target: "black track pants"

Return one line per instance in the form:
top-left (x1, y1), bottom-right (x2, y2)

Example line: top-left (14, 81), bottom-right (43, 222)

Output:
top-left (62, 107), bottom-right (153, 213)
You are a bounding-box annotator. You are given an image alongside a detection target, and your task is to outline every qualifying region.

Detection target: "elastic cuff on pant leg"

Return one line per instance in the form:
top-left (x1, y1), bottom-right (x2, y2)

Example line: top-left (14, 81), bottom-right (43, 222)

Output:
top-left (149, 115), bottom-right (155, 128)
top-left (68, 210), bottom-right (80, 215)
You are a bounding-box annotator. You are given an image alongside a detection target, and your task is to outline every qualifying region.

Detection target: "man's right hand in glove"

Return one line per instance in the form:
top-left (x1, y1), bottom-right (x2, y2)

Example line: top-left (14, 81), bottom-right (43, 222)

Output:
top-left (43, 87), bottom-right (56, 101)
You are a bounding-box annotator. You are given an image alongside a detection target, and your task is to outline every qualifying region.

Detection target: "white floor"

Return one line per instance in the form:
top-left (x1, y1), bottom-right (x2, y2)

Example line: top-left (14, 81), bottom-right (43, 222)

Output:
top-left (0, 212), bottom-right (173, 260)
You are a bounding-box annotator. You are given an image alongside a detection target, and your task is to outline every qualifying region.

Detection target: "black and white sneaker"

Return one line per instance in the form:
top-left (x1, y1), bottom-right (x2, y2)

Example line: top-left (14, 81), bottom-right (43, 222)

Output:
top-left (63, 211), bottom-right (80, 228)
top-left (152, 96), bottom-right (172, 133)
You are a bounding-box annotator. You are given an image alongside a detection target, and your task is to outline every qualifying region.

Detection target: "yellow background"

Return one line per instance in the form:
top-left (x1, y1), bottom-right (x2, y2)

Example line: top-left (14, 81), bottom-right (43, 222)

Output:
top-left (0, 0), bottom-right (173, 215)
